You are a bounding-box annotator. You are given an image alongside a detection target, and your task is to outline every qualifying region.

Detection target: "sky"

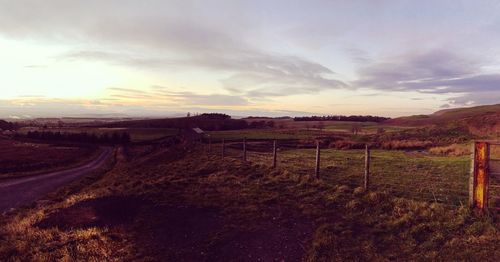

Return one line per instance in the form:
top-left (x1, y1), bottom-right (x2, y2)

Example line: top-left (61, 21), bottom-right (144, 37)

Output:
top-left (0, 0), bottom-right (500, 119)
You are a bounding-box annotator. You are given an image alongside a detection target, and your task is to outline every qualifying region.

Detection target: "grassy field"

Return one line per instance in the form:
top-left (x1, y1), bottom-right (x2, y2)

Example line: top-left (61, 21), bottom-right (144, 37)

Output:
top-left (206, 120), bottom-right (415, 143)
top-left (323, 121), bottom-right (411, 134)
top-left (244, 118), bottom-right (412, 134)
top-left (18, 127), bottom-right (179, 142)
top-left (218, 145), bottom-right (470, 206)
top-left (0, 138), bottom-right (97, 178)
top-left (0, 142), bottom-right (497, 261)
top-left (207, 128), bottom-right (332, 140)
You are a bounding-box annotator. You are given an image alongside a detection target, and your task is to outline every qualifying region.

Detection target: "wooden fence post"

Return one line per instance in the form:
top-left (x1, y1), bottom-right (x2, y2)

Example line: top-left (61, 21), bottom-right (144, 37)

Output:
top-left (272, 140), bottom-right (277, 168)
top-left (315, 141), bottom-right (320, 179)
top-left (243, 137), bottom-right (247, 161)
top-left (469, 142), bottom-right (476, 207)
top-left (469, 141), bottom-right (490, 212)
top-left (222, 139), bottom-right (225, 159)
top-left (364, 144), bottom-right (370, 190)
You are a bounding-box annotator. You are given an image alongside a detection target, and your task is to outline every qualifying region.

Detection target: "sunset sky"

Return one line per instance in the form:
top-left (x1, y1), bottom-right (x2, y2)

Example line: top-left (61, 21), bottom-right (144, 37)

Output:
top-left (1, 0), bottom-right (500, 118)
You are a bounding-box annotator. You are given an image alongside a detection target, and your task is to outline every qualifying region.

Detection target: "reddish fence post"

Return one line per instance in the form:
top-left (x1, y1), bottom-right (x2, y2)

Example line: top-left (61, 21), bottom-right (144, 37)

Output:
top-left (364, 145), bottom-right (371, 190)
top-left (272, 140), bottom-right (277, 168)
top-left (469, 141), bottom-right (490, 212)
top-left (243, 137), bottom-right (247, 161)
top-left (314, 141), bottom-right (320, 179)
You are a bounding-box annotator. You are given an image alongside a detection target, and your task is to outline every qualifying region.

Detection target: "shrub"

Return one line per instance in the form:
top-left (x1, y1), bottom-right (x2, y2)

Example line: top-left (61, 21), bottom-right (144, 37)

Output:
top-left (380, 140), bottom-right (434, 150)
top-left (429, 144), bottom-right (471, 156)
top-left (330, 140), bottom-right (367, 149)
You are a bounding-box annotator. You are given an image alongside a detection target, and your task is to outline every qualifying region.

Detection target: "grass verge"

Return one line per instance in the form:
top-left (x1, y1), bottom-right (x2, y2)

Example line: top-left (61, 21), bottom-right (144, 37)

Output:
top-left (0, 145), bottom-right (498, 261)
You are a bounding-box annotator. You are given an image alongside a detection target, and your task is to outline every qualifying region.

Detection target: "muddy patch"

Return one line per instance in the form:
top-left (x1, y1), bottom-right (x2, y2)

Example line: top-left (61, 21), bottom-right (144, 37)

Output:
top-left (131, 205), bottom-right (224, 261)
top-left (36, 196), bottom-right (145, 230)
top-left (132, 204), bottom-right (312, 261)
top-left (36, 197), bottom-right (312, 261)
top-left (209, 217), bottom-right (313, 261)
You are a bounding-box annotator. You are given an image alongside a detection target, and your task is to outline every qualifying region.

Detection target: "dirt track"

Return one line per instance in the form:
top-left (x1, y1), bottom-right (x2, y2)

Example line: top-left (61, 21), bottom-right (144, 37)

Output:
top-left (0, 147), bottom-right (114, 213)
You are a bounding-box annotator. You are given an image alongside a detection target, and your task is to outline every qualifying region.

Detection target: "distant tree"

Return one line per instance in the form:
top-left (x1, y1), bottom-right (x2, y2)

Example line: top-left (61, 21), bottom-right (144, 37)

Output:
top-left (199, 113), bottom-right (231, 120)
top-left (294, 115), bottom-right (390, 123)
top-left (187, 112), bottom-right (191, 117)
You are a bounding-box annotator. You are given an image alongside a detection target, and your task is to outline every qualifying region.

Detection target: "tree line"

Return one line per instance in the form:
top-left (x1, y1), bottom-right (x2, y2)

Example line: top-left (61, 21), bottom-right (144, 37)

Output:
top-left (293, 115), bottom-right (390, 122)
top-left (104, 113), bottom-right (249, 131)
top-left (19, 131), bottom-right (131, 144)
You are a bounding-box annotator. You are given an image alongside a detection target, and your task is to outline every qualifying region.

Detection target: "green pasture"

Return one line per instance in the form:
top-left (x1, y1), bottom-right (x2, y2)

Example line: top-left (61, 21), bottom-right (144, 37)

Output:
top-left (220, 146), bottom-right (470, 205)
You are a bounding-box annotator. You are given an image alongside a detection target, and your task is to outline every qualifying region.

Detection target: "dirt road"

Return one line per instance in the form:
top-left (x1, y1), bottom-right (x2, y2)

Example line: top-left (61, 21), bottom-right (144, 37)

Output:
top-left (0, 147), bottom-right (114, 213)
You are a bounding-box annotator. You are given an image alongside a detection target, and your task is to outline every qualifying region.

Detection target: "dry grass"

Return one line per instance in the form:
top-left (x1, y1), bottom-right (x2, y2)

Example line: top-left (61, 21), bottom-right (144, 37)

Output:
top-left (0, 144), bottom-right (498, 261)
top-left (429, 143), bottom-right (471, 156)
top-left (0, 149), bottom-right (123, 261)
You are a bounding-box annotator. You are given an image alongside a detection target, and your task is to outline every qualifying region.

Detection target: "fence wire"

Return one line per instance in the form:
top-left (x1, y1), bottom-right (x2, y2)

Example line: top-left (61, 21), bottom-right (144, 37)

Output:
top-left (489, 144), bottom-right (500, 211)
top-left (206, 140), bottom-right (470, 207)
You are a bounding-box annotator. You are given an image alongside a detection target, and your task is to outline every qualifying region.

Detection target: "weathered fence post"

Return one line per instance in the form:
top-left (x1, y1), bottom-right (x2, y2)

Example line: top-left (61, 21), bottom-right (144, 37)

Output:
top-left (315, 141), bottom-right (320, 179)
top-left (469, 141), bottom-right (490, 212)
top-left (243, 137), bottom-right (247, 161)
top-left (272, 140), bottom-right (277, 168)
top-left (222, 139), bottom-right (225, 159)
top-left (364, 144), bottom-right (370, 190)
top-left (469, 142), bottom-right (476, 207)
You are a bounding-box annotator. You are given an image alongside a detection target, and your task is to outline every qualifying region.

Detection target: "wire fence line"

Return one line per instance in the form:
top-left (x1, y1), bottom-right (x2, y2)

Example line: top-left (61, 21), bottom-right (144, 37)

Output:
top-left (489, 143), bottom-right (500, 211)
top-left (203, 138), bottom-right (470, 207)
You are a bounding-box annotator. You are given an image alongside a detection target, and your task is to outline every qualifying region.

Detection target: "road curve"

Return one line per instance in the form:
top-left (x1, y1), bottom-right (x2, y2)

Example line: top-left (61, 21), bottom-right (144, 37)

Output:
top-left (0, 147), bottom-right (114, 213)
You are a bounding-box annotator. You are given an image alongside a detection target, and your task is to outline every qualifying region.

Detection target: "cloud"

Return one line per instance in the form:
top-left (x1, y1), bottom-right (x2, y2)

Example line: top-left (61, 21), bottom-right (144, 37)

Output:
top-left (62, 49), bottom-right (348, 98)
top-left (344, 47), bottom-right (372, 64)
top-left (219, 55), bottom-right (348, 98)
top-left (108, 87), bottom-right (150, 94)
top-left (0, 1), bottom-right (348, 100)
top-left (354, 49), bottom-right (500, 106)
top-left (107, 86), bottom-right (250, 107)
top-left (24, 65), bottom-right (48, 69)
top-left (1, 0), bottom-right (499, 117)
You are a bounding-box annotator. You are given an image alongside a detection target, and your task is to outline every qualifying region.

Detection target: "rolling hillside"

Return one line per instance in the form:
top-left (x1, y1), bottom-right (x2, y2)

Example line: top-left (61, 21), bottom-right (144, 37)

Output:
top-left (386, 104), bottom-right (500, 137)
top-left (99, 114), bottom-right (248, 131)
top-left (0, 120), bottom-right (16, 130)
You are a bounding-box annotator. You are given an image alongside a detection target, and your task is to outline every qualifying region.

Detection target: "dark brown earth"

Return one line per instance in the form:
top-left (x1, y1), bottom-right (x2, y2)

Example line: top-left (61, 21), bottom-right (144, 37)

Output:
top-left (36, 196), bottom-right (313, 261)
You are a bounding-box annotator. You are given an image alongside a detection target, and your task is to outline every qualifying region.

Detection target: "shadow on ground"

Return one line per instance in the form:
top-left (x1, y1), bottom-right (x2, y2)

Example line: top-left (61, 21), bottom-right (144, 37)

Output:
top-left (36, 195), bottom-right (312, 261)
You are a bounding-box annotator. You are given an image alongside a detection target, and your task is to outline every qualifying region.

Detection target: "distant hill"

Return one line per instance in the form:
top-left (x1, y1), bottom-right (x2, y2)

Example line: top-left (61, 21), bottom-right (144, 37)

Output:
top-left (386, 104), bottom-right (500, 137)
top-left (100, 113), bottom-right (248, 131)
top-left (0, 120), bottom-right (16, 130)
